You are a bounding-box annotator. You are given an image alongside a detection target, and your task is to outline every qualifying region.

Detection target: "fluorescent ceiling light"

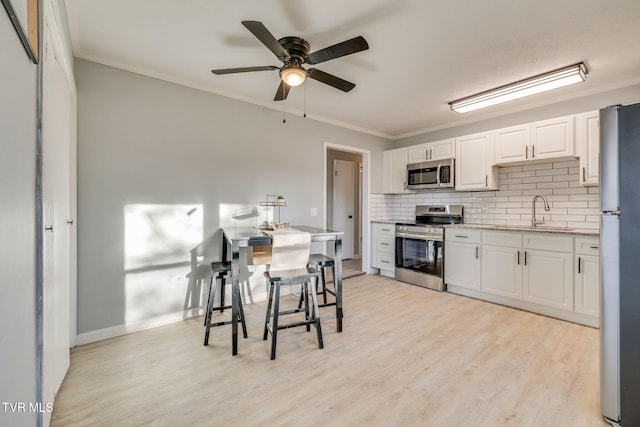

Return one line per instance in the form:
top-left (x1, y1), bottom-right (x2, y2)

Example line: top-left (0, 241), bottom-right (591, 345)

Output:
top-left (449, 63), bottom-right (588, 113)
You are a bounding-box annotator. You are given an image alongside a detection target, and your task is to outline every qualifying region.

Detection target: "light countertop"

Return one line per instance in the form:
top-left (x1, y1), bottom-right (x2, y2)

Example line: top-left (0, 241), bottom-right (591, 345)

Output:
top-left (444, 223), bottom-right (599, 237)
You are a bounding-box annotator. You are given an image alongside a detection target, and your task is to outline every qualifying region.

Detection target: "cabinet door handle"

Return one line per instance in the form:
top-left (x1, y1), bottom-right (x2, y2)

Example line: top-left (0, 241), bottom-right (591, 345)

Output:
top-left (475, 246), bottom-right (479, 259)
top-left (524, 251), bottom-right (528, 266)
top-left (45, 225), bottom-right (53, 232)
top-left (454, 235), bottom-right (468, 238)
top-left (525, 146), bottom-right (528, 159)
top-left (517, 250), bottom-right (520, 265)
top-left (381, 228), bottom-right (390, 232)
top-left (380, 260), bottom-right (390, 264)
top-left (485, 175), bottom-right (488, 187)
top-left (590, 245), bottom-right (599, 249)
top-left (380, 242), bottom-right (390, 246)
top-left (429, 148), bottom-right (433, 159)
top-left (582, 167), bottom-right (586, 182)
top-left (578, 256), bottom-right (581, 274)
top-left (532, 145), bottom-right (535, 158)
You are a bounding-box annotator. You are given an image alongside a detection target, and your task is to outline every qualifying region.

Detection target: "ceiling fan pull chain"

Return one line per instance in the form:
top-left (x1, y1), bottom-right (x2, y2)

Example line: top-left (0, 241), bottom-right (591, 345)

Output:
top-left (303, 84), bottom-right (307, 118)
top-left (282, 86), bottom-right (286, 123)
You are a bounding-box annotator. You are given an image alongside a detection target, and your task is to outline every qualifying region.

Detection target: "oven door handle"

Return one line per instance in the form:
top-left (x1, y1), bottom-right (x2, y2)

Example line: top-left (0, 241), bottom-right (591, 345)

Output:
top-left (396, 232), bottom-right (443, 242)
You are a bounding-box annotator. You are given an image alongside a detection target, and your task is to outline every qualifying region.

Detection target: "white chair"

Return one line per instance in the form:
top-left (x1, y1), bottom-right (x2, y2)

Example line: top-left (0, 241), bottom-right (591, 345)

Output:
top-left (263, 229), bottom-right (323, 360)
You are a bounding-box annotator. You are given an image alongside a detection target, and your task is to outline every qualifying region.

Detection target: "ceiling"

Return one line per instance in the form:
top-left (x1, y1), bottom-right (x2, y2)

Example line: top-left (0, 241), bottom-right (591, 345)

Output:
top-left (64, 0), bottom-right (640, 139)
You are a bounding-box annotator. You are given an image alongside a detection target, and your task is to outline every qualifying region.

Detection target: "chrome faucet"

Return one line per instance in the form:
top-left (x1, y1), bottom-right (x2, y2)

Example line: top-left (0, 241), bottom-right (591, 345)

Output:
top-left (531, 194), bottom-right (551, 227)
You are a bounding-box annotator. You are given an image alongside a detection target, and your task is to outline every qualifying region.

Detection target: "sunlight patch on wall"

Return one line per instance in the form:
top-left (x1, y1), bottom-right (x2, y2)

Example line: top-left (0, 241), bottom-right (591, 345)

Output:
top-left (124, 204), bottom-right (203, 323)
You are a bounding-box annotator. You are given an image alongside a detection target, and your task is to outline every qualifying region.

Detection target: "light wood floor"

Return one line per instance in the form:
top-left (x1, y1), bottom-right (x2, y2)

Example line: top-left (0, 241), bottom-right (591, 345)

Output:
top-left (51, 275), bottom-right (607, 427)
top-left (337, 257), bottom-right (363, 280)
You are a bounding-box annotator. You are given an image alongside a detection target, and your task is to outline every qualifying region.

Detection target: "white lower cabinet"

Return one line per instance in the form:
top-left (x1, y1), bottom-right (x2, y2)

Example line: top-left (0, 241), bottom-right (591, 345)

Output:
top-left (444, 229), bottom-right (481, 290)
top-left (481, 231), bottom-right (522, 298)
top-left (522, 249), bottom-right (573, 310)
top-left (522, 233), bottom-right (574, 311)
top-left (482, 244), bottom-right (522, 298)
top-left (445, 228), bottom-right (599, 327)
top-left (372, 222), bottom-right (395, 277)
top-left (574, 237), bottom-right (600, 319)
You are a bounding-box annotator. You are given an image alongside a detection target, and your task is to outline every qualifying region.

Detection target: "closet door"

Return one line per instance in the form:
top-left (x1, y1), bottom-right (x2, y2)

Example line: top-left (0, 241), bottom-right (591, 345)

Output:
top-left (42, 24), bottom-right (75, 407)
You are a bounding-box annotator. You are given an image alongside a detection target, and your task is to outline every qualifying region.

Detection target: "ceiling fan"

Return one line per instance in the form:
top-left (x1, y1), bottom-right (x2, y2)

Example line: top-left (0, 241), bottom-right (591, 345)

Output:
top-left (211, 21), bottom-right (369, 101)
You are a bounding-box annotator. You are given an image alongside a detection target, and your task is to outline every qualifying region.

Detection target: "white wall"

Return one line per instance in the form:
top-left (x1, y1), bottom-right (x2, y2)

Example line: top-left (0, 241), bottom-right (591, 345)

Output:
top-left (0, 10), bottom-right (38, 427)
top-left (75, 59), bottom-right (389, 340)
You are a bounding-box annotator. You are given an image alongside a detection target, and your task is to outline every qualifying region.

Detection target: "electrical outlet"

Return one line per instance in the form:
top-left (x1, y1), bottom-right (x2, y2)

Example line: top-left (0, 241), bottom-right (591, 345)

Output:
top-left (310, 208), bottom-right (318, 217)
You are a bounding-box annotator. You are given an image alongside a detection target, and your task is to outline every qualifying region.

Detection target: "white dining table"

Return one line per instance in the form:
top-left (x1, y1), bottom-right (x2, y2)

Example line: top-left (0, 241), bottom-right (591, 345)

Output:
top-left (221, 225), bottom-right (345, 356)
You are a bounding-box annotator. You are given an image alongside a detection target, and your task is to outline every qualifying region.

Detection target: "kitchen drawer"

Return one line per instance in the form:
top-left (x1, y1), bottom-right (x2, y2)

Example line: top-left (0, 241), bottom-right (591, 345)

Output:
top-left (482, 231), bottom-right (522, 248)
top-left (375, 223), bottom-right (395, 237)
top-left (575, 237), bottom-right (600, 256)
top-left (446, 229), bottom-right (481, 244)
top-left (377, 252), bottom-right (395, 269)
top-left (523, 234), bottom-right (573, 253)
top-left (377, 235), bottom-right (395, 253)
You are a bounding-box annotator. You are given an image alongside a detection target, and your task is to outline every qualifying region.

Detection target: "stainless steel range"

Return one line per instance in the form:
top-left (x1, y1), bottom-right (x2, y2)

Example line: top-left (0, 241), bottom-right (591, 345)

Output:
top-left (395, 205), bottom-right (464, 291)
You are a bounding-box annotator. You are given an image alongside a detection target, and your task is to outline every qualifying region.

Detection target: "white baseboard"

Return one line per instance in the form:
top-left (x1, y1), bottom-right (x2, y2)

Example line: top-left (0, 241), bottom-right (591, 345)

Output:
top-left (75, 308), bottom-right (204, 346)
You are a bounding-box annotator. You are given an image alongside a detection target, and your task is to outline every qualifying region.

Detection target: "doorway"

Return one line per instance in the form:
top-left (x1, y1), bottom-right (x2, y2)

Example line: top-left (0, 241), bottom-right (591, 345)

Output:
top-left (333, 159), bottom-right (355, 259)
top-left (325, 144), bottom-right (370, 278)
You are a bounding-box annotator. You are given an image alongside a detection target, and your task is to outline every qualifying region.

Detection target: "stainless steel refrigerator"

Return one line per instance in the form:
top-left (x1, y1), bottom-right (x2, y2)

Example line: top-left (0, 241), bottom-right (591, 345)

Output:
top-left (600, 103), bottom-right (640, 426)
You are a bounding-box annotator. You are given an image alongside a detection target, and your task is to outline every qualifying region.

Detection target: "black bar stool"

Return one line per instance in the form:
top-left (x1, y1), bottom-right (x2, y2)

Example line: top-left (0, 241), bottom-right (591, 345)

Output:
top-left (204, 261), bottom-right (247, 346)
top-left (298, 254), bottom-right (336, 308)
top-left (263, 266), bottom-right (323, 360)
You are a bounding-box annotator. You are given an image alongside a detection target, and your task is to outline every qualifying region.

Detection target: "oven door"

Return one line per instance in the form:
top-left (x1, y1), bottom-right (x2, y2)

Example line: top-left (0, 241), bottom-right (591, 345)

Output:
top-left (395, 233), bottom-right (443, 278)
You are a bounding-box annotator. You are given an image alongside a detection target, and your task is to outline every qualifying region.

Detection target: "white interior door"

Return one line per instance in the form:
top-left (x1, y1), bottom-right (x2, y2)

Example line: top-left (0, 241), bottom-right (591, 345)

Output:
top-left (42, 26), bottom-right (72, 401)
top-left (333, 159), bottom-right (355, 259)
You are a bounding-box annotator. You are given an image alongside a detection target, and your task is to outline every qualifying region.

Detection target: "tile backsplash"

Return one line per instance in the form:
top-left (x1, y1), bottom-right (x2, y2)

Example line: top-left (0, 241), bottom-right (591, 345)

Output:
top-left (371, 159), bottom-right (600, 231)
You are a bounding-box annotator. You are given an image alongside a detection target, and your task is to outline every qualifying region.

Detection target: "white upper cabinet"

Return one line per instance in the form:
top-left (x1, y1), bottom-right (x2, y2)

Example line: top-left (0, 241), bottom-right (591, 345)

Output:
top-left (455, 131), bottom-right (499, 191)
top-left (382, 147), bottom-right (412, 194)
top-left (408, 138), bottom-right (455, 163)
top-left (531, 115), bottom-right (575, 160)
top-left (494, 116), bottom-right (576, 165)
top-left (494, 124), bottom-right (530, 163)
top-left (576, 110), bottom-right (600, 186)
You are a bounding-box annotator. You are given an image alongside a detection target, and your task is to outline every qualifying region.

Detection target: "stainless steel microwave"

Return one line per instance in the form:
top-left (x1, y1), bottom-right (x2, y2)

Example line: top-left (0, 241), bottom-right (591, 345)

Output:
top-left (406, 158), bottom-right (454, 190)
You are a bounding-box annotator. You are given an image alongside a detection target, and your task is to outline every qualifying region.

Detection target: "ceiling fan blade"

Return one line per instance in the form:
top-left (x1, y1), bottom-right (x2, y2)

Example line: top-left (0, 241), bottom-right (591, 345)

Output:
top-left (307, 68), bottom-right (356, 92)
top-left (274, 81), bottom-right (291, 101)
top-left (306, 36), bottom-right (369, 65)
top-left (211, 66), bottom-right (279, 75)
top-left (242, 21), bottom-right (290, 61)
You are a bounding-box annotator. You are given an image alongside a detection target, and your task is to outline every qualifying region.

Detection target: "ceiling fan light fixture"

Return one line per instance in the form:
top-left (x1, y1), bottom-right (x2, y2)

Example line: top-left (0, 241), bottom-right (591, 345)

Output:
top-left (280, 64), bottom-right (307, 87)
top-left (449, 62), bottom-right (588, 113)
